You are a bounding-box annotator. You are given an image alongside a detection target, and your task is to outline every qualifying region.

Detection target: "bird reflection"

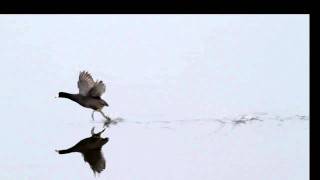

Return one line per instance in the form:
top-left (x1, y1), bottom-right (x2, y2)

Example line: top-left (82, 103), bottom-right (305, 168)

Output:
top-left (56, 127), bottom-right (109, 174)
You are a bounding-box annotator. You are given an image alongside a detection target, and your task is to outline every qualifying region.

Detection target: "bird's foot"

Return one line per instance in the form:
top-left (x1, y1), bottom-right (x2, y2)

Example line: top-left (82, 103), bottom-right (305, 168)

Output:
top-left (103, 120), bottom-right (110, 128)
top-left (103, 117), bottom-right (112, 127)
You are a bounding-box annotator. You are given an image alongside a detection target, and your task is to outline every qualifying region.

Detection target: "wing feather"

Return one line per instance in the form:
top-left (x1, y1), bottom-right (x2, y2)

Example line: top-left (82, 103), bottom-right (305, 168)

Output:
top-left (89, 80), bottom-right (106, 97)
top-left (78, 71), bottom-right (95, 96)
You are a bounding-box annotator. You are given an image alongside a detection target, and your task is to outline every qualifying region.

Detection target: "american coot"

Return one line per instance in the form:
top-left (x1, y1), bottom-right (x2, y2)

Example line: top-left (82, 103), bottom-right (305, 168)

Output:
top-left (58, 71), bottom-right (111, 122)
top-left (55, 127), bottom-right (108, 174)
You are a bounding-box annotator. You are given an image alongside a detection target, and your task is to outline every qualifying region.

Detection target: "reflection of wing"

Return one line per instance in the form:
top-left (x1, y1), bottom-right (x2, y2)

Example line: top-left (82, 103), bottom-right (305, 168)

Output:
top-left (82, 150), bottom-right (106, 174)
top-left (78, 71), bottom-right (95, 96)
top-left (89, 80), bottom-right (106, 97)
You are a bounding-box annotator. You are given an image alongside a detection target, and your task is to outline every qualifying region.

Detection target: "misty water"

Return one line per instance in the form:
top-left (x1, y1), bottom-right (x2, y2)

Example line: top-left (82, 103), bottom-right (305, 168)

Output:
top-left (0, 111), bottom-right (309, 179)
top-left (0, 15), bottom-right (309, 179)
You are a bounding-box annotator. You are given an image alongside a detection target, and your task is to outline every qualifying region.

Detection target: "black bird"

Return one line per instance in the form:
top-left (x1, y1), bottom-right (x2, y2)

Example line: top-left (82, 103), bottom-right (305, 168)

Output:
top-left (58, 71), bottom-right (111, 122)
top-left (56, 127), bottom-right (109, 174)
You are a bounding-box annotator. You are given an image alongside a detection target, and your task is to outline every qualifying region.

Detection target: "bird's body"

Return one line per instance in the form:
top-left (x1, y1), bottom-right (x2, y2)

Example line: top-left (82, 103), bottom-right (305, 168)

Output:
top-left (58, 92), bottom-right (108, 111)
top-left (57, 127), bottom-right (108, 154)
top-left (58, 71), bottom-right (110, 122)
top-left (57, 135), bottom-right (108, 154)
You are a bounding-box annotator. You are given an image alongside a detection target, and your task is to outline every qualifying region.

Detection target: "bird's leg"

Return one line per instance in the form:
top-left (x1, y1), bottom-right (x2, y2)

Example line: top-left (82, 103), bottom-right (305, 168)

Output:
top-left (91, 110), bottom-right (96, 121)
top-left (98, 110), bottom-right (111, 123)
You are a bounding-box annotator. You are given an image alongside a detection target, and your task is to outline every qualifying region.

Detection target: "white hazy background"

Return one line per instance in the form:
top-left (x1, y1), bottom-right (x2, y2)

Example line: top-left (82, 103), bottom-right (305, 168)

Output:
top-left (0, 15), bottom-right (309, 180)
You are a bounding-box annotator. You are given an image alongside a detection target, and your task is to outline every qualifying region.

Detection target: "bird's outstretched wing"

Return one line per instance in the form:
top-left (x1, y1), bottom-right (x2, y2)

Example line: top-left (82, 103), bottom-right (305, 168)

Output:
top-left (89, 80), bottom-right (106, 98)
top-left (78, 71), bottom-right (95, 96)
top-left (82, 150), bottom-right (106, 174)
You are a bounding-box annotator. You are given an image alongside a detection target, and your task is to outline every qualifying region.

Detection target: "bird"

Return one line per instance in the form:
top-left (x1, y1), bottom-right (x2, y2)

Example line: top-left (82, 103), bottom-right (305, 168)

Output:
top-left (56, 127), bottom-right (108, 174)
top-left (57, 71), bottom-right (111, 122)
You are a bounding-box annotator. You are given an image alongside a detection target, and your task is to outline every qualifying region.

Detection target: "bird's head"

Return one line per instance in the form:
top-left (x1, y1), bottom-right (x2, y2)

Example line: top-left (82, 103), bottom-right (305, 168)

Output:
top-left (56, 92), bottom-right (69, 98)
